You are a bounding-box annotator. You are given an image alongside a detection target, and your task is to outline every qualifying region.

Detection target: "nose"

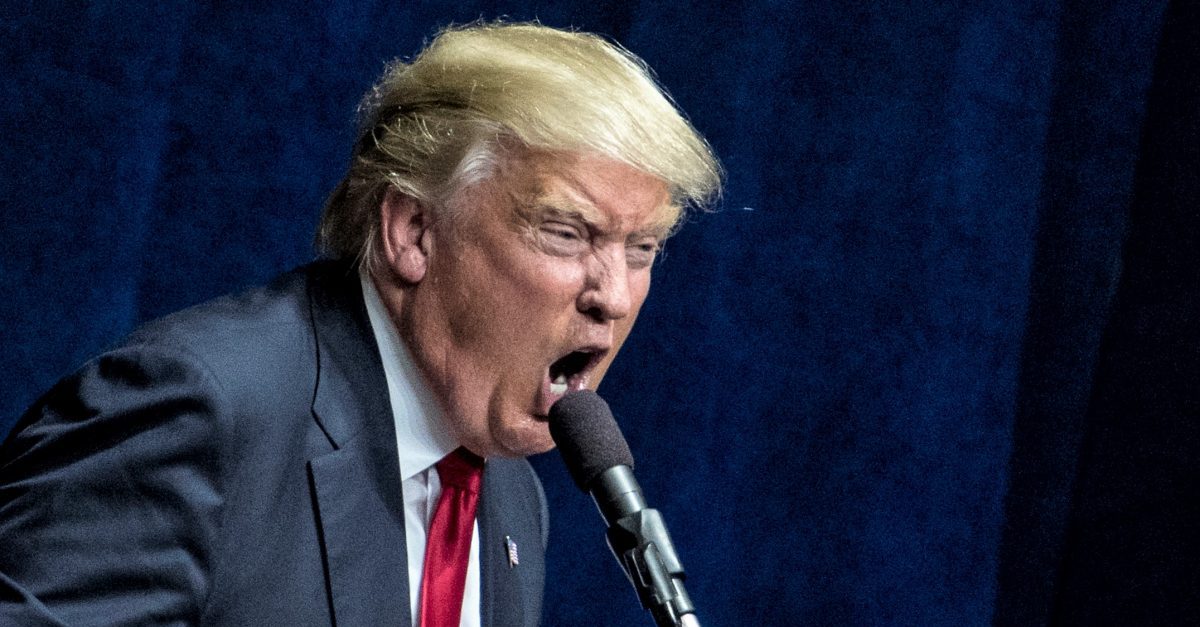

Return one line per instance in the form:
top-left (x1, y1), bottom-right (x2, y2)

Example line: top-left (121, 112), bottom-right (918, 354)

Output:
top-left (577, 245), bottom-right (632, 322)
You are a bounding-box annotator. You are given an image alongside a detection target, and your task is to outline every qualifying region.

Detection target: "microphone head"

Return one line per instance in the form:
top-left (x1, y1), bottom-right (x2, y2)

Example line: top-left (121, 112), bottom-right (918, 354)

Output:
top-left (548, 390), bottom-right (634, 492)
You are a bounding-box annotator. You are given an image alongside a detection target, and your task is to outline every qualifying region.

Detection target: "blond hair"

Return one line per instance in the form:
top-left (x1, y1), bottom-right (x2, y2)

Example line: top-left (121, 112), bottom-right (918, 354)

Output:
top-left (317, 21), bottom-right (722, 270)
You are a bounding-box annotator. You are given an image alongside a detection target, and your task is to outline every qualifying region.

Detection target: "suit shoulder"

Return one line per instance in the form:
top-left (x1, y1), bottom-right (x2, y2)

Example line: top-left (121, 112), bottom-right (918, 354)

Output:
top-left (125, 264), bottom-right (355, 394)
top-left (108, 264), bottom-right (348, 433)
top-left (129, 267), bottom-right (313, 356)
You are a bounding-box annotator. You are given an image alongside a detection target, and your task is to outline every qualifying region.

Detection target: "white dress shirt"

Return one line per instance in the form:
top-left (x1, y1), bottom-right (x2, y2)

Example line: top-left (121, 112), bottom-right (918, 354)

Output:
top-left (361, 273), bottom-right (482, 627)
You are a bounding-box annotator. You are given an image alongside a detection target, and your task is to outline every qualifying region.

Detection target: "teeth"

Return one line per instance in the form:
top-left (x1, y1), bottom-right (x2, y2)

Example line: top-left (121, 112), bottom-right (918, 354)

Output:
top-left (550, 373), bottom-right (567, 395)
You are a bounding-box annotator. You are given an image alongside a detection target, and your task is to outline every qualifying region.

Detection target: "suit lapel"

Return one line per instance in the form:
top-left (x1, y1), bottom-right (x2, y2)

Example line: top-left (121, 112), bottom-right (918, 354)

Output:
top-left (305, 263), bottom-right (411, 626)
top-left (310, 439), bottom-right (410, 626)
top-left (478, 467), bottom-right (522, 627)
top-left (478, 459), bottom-right (547, 627)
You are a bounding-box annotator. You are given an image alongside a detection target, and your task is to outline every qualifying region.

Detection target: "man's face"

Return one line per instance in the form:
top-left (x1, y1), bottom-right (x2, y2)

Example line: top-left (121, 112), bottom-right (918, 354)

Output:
top-left (396, 151), bottom-right (674, 457)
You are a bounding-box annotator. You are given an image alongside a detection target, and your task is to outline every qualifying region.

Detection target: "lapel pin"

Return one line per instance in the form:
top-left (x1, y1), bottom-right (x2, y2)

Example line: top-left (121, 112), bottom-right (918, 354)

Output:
top-left (504, 535), bottom-right (520, 568)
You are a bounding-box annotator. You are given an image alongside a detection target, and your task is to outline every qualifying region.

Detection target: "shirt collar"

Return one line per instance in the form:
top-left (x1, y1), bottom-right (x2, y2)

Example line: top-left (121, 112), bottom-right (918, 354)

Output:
top-left (360, 270), bottom-right (458, 481)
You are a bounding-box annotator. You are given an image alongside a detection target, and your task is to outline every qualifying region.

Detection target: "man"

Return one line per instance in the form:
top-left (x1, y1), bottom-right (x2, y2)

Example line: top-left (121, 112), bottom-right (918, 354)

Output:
top-left (0, 22), bottom-right (720, 626)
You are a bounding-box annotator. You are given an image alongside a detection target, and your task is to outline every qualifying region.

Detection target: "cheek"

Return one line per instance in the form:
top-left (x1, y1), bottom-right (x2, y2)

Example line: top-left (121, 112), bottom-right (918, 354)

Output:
top-left (611, 311), bottom-right (639, 354)
top-left (438, 253), bottom-right (589, 371)
top-left (625, 272), bottom-right (652, 327)
top-left (436, 236), bottom-right (552, 326)
top-left (480, 229), bottom-right (586, 301)
top-left (589, 323), bottom-right (633, 389)
top-left (590, 275), bottom-right (651, 387)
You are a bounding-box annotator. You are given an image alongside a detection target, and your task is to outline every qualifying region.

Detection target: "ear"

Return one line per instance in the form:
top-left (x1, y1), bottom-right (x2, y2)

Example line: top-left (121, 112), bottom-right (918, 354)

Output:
top-left (379, 187), bottom-right (432, 284)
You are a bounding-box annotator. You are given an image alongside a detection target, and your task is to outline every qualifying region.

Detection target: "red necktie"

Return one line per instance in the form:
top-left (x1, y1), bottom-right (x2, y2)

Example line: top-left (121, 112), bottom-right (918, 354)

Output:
top-left (418, 447), bottom-right (484, 627)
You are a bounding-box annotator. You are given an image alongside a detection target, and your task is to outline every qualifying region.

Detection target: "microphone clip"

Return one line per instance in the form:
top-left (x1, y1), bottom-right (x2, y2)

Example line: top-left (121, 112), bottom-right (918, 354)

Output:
top-left (606, 509), bottom-right (697, 627)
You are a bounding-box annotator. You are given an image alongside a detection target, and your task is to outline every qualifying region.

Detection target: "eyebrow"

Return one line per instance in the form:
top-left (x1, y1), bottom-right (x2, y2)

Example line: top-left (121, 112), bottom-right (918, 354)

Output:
top-left (532, 200), bottom-right (601, 227)
top-left (530, 197), bottom-right (676, 241)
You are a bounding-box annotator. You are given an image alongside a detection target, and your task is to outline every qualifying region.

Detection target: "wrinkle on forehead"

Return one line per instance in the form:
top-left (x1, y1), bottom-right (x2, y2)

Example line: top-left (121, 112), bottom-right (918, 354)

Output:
top-left (515, 150), bottom-right (679, 240)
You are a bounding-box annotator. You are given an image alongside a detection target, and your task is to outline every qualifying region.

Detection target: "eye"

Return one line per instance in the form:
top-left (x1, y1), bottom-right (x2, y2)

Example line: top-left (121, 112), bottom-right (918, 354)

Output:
top-left (626, 240), bottom-right (660, 269)
top-left (541, 221), bottom-right (583, 241)
top-left (538, 221), bottom-right (589, 255)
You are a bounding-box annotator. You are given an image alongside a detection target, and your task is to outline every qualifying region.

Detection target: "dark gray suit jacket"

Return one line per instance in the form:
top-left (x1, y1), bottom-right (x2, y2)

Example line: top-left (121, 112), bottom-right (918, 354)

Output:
top-left (0, 261), bottom-right (547, 626)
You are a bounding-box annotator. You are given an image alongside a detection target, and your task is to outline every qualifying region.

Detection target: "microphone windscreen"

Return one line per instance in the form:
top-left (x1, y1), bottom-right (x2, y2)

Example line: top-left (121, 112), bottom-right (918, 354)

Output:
top-left (549, 390), bottom-right (635, 492)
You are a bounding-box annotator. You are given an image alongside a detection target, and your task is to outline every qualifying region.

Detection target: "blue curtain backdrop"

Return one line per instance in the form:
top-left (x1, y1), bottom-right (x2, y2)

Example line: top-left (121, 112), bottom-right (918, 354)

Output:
top-left (2, 1), bottom-right (1196, 625)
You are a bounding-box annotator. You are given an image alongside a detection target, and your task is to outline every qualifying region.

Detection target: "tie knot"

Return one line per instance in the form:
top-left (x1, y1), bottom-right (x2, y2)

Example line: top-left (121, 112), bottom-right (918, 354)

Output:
top-left (436, 447), bottom-right (484, 491)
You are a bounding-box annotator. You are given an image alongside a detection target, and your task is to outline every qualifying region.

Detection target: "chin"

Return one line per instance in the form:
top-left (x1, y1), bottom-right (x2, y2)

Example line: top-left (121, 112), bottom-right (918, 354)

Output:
top-left (490, 415), bottom-right (556, 458)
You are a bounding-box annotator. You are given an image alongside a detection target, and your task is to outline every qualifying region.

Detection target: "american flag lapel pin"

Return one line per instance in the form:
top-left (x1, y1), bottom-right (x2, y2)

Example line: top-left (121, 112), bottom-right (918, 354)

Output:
top-left (504, 535), bottom-right (519, 568)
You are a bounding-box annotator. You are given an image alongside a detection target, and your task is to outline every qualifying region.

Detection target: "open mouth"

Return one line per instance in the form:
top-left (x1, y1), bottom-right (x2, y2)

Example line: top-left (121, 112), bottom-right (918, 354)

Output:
top-left (547, 349), bottom-right (604, 396)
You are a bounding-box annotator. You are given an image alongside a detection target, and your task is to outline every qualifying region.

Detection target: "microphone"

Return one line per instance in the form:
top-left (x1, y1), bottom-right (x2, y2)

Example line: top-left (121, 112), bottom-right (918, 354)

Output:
top-left (549, 391), bottom-right (699, 627)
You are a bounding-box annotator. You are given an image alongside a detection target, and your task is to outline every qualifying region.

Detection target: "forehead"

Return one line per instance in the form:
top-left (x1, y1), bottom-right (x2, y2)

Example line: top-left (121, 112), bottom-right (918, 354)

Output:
top-left (504, 150), bottom-right (678, 237)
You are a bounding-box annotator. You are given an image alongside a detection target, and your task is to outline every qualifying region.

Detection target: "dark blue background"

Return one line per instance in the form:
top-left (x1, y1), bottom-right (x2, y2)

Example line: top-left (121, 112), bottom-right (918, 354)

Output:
top-left (3, 1), bottom-right (1196, 624)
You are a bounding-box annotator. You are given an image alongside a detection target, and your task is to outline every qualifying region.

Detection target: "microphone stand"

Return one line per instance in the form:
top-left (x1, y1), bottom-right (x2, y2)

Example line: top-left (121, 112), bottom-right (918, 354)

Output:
top-left (593, 467), bottom-right (700, 627)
